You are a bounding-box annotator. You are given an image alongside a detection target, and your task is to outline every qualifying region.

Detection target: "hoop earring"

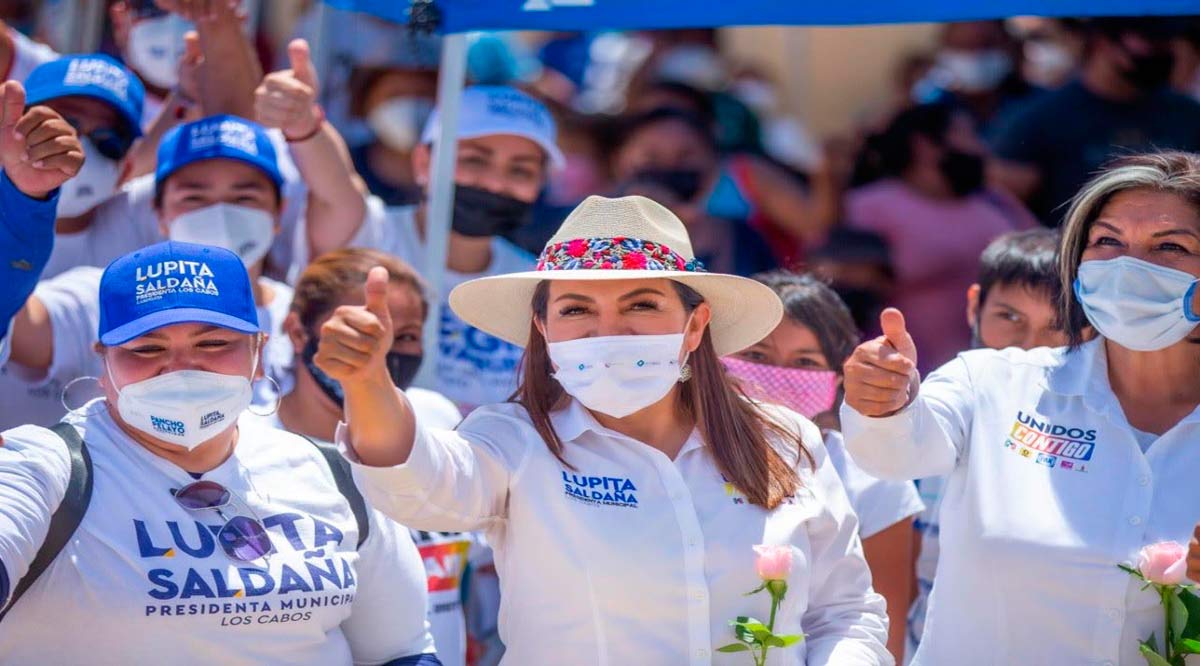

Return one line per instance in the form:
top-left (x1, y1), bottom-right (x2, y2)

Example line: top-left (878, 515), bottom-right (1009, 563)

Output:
top-left (247, 375), bottom-right (283, 417)
top-left (60, 376), bottom-right (106, 416)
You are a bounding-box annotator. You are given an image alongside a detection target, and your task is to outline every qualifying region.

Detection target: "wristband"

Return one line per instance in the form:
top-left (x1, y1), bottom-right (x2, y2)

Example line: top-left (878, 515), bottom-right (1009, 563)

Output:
top-left (286, 104), bottom-right (325, 143)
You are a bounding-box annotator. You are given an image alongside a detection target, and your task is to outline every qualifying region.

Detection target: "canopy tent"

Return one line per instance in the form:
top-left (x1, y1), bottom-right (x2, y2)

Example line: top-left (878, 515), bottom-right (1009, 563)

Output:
top-left (322, 0), bottom-right (1197, 387)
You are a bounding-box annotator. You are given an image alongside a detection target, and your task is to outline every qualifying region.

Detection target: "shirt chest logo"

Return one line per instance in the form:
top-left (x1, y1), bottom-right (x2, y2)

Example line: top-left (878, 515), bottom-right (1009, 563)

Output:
top-left (1002, 410), bottom-right (1097, 472)
top-left (562, 471), bottom-right (639, 508)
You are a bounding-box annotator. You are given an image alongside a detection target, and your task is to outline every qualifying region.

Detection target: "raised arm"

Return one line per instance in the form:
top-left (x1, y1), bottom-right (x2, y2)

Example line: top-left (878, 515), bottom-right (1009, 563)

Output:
top-left (840, 308), bottom-right (972, 480)
top-left (318, 268), bottom-right (516, 533)
top-left (316, 267), bottom-right (417, 467)
top-left (255, 39), bottom-right (366, 260)
top-left (0, 81), bottom-right (82, 351)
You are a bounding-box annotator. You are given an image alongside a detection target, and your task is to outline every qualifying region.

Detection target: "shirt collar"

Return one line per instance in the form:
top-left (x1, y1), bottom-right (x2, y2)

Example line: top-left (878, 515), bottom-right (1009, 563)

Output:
top-left (548, 398), bottom-right (707, 456)
top-left (1045, 338), bottom-right (1103, 398)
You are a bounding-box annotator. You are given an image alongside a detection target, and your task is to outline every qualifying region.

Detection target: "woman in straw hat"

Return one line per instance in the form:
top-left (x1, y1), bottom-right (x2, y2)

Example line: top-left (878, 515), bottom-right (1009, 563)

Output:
top-left (316, 195), bottom-right (891, 665)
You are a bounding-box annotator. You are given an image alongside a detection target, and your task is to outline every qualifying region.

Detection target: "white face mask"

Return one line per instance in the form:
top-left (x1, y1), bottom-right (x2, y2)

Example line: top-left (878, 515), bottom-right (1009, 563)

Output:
top-left (935, 49), bottom-right (1013, 93)
top-left (1075, 256), bottom-right (1200, 351)
top-left (109, 349), bottom-right (258, 451)
top-left (167, 203), bottom-right (276, 268)
top-left (367, 97), bottom-right (435, 152)
top-left (126, 13), bottom-right (193, 89)
top-left (548, 333), bottom-right (688, 419)
top-left (57, 137), bottom-right (120, 219)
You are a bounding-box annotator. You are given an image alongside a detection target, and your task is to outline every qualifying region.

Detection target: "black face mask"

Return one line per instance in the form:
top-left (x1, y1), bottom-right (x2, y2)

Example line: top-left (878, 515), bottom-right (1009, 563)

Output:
top-left (632, 168), bottom-right (705, 202)
top-left (451, 185), bottom-right (533, 237)
top-left (938, 150), bottom-right (986, 197)
top-left (1120, 49), bottom-right (1175, 92)
top-left (301, 334), bottom-right (423, 408)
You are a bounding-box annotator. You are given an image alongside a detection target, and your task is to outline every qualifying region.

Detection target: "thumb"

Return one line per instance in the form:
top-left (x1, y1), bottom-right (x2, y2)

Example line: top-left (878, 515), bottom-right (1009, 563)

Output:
top-left (364, 266), bottom-right (392, 331)
top-left (1, 80), bottom-right (25, 133)
top-left (879, 307), bottom-right (918, 364)
top-left (287, 38), bottom-right (317, 89)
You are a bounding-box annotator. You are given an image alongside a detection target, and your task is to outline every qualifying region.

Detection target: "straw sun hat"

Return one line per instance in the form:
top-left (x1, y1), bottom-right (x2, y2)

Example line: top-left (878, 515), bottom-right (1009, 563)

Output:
top-left (448, 195), bottom-right (784, 356)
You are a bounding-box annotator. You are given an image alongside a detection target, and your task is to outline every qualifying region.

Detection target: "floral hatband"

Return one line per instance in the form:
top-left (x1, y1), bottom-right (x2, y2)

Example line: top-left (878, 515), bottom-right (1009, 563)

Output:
top-left (535, 237), bottom-right (706, 273)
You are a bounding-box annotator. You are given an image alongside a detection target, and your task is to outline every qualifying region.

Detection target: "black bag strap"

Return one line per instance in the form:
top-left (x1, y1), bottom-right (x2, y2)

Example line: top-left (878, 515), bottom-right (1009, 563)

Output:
top-left (0, 422), bottom-right (93, 622)
top-left (300, 436), bottom-right (370, 549)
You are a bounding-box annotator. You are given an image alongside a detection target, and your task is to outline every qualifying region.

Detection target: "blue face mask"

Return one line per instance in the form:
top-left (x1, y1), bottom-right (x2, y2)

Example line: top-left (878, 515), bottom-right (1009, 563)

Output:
top-left (1074, 256), bottom-right (1200, 351)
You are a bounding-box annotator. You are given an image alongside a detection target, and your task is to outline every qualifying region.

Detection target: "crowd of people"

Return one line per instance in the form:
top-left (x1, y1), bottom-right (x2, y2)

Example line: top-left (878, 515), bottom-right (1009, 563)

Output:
top-left (1, 3), bottom-right (1200, 664)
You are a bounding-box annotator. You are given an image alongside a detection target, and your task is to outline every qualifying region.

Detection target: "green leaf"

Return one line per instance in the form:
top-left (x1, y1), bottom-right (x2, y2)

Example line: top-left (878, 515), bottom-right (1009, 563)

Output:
top-left (760, 634), bottom-right (786, 648)
top-left (1179, 588), bottom-right (1200, 640)
top-left (1121, 563), bottom-right (1146, 579)
top-left (776, 634), bottom-right (806, 647)
top-left (732, 617), bottom-right (768, 645)
top-left (1147, 633), bottom-right (1161, 654)
top-left (744, 583), bottom-right (768, 596)
top-left (1140, 642), bottom-right (1173, 666)
top-left (1177, 638), bottom-right (1200, 655)
top-left (1171, 591), bottom-right (1189, 642)
top-left (716, 643), bottom-right (753, 653)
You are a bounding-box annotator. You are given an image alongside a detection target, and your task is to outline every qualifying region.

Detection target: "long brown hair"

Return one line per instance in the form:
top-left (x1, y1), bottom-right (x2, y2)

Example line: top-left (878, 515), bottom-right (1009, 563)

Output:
top-left (513, 280), bottom-right (811, 510)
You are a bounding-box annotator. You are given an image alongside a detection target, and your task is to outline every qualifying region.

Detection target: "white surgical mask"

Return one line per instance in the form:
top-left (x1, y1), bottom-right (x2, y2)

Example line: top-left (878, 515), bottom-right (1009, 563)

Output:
top-left (57, 137), bottom-right (120, 219)
top-left (168, 203), bottom-right (276, 268)
top-left (548, 333), bottom-right (688, 419)
top-left (367, 97), bottom-right (435, 152)
top-left (110, 348), bottom-right (258, 451)
top-left (127, 13), bottom-right (193, 89)
top-left (1075, 256), bottom-right (1200, 351)
top-left (934, 49), bottom-right (1012, 93)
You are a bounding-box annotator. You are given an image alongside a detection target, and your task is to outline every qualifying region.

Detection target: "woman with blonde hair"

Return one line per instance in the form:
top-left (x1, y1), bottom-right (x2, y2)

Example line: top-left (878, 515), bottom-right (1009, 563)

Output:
top-left (317, 195), bottom-right (891, 664)
top-left (842, 151), bottom-right (1200, 664)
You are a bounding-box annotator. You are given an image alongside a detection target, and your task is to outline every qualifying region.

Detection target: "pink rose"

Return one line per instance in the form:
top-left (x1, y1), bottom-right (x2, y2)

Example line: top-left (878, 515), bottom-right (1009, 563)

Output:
top-left (753, 545), bottom-right (793, 582)
top-left (1137, 541), bottom-right (1189, 585)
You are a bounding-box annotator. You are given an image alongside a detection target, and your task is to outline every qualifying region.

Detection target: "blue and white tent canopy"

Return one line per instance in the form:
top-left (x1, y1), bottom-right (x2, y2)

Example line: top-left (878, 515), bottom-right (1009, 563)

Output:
top-left (329, 0), bottom-right (1199, 32)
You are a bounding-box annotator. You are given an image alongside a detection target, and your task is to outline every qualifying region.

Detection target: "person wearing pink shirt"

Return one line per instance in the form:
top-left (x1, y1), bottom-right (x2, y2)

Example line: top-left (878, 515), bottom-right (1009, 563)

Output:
top-left (846, 102), bottom-right (1035, 373)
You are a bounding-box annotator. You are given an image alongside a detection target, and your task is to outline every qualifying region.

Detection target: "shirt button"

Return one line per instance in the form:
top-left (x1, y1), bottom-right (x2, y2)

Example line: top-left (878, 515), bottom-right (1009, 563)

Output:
top-left (693, 590), bottom-right (706, 601)
top-left (1107, 608), bottom-right (1121, 620)
top-left (1138, 475), bottom-right (1151, 487)
top-left (696, 648), bottom-right (709, 658)
top-left (1129, 516), bottom-right (1143, 526)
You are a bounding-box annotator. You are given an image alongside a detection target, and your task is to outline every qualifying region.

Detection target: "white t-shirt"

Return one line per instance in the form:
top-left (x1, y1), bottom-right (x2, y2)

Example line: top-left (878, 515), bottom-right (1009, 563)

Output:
top-left (41, 130), bottom-right (304, 282)
top-left (343, 399), bottom-right (891, 664)
top-left (7, 28), bottom-right (57, 84)
top-left (0, 266), bottom-right (103, 431)
top-left (0, 407), bottom-right (435, 664)
top-left (823, 430), bottom-right (924, 539)
top-left (0, 268), bottom-right (293, 431)
top-left (842, 340), bottom-right (1200, 665)
top-left (340, 198), bottom-right (536, 411)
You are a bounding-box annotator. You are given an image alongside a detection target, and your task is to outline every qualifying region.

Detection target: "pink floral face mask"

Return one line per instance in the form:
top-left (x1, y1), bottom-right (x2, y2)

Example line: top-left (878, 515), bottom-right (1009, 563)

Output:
top-left (721, 356), bottom-right (840, 419)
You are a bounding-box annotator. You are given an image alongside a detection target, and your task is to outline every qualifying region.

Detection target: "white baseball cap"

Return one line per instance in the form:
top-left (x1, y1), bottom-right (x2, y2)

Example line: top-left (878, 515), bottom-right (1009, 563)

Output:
top-left (421, 85), bottom-right (565, 170)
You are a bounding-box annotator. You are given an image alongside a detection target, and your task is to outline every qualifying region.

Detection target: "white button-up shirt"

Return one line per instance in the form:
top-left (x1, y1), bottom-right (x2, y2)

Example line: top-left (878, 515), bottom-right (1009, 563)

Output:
top-left (842, 339), bottom-right (1200, 665)
top-left (343, 399), bottom-right (890, 665)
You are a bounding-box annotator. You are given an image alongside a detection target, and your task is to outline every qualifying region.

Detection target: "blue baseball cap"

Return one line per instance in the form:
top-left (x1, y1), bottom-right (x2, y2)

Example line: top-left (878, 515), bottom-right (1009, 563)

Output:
top-left (156, 115), bottom-right (284, 189)
top-left (24, 54), bottom-right (144, 137)
top-left (421, 85), bottom-right (564, 170)
top-left (99, 241), bottom-right (261, 346)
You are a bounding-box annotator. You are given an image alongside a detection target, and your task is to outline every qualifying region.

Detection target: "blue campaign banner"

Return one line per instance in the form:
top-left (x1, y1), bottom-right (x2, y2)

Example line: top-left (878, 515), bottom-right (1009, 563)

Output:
top-left (327, 0), bottom-right (1200, 33)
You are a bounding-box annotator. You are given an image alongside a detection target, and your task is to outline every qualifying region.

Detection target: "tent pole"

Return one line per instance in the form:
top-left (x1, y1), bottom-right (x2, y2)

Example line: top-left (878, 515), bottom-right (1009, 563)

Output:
top-left (414, 32), bottom-right (468, 389)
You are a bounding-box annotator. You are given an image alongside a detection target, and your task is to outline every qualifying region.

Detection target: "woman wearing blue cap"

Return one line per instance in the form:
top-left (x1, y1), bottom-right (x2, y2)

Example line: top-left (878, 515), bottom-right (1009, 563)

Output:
top-left (0, 114), bottom-right (316, 430)
top-left (0, 240), bottom-right (440, 665)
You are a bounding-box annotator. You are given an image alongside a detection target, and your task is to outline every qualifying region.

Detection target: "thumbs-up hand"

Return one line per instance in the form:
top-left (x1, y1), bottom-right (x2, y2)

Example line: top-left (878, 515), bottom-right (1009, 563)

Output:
top-left (843, 307), bottom-right (921, 417)
top-left (314, 267), bottom-right (395, 387)
top-left (254, 38), bottom-right (322, 142)
top-left (0, 81), bottom-right (84, 200)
